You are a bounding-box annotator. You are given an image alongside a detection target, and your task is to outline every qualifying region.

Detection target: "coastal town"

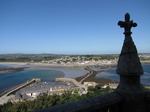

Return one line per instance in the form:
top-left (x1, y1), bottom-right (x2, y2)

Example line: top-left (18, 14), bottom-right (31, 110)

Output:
top-left (40, 55), bottom-right (118, 65)
top-left (1, 0), bottom-right (150, 111)
top-left (1, 53), bottom-right (150, 65)
top-left (39, 54), bottom-right (150, 65)
top-left (0, 63), bottom-right (119, 105)
top-left (0, 53), bottom-right (150, 106)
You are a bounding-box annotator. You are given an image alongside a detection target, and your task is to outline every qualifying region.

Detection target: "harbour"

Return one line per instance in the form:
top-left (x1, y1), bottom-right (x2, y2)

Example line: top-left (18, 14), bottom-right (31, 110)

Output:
top-left (0, 63), bottom-right (150, 105)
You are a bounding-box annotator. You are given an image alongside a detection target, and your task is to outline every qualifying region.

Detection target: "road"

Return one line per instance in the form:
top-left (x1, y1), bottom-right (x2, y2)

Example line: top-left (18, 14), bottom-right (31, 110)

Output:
top-left (56, 78), bottom-right (87, 94)
top-left (79, 67), bottom-right (93, 84)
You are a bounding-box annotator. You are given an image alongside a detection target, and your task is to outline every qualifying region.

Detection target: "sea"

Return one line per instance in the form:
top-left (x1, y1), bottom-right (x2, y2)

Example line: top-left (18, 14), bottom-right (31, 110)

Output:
top-left (96, 64), bottom-right (150, 86)
top-left (0, 64), bottom-right (88, 94)
top-left (0, 64), bottom-right (150, 94)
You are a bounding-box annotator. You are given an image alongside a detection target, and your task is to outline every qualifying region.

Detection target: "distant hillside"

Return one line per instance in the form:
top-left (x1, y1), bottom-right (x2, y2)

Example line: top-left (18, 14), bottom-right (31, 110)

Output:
top-left (0, 53), bottom-right (149, 63)
top-left (0, 54), bottom-right (63, 62)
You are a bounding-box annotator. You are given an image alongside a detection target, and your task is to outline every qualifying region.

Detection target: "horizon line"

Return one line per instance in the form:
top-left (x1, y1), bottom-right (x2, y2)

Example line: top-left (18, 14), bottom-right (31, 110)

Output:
top-left (0, 53), bottom-right (150, 55)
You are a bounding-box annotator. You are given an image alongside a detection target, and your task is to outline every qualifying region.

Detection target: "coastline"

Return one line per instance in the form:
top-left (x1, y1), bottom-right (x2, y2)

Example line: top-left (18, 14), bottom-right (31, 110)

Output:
top-left (0, 63), bottom-right (115, 99)
top-left (0, 62), bottom-right (150, 97)
top-left (0, 62), bottom-right (115, 84)
top-left (75, 65), bottom-right (115, 84)
top-left (141, 60), bottom-right (150, 64)
top-left (75, 70), bottom-right (113, 84)
top-left (0, 68), bottom-right (27, 73)
top-left (0, 61), bottom-right (149, 85)
top-left (0, 60), bottom-right (149, 68)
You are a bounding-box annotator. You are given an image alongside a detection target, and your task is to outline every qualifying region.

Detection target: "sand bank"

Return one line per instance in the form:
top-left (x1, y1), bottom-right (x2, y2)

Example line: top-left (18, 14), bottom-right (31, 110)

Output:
top-left (0, 62), bottom-right (116, 82)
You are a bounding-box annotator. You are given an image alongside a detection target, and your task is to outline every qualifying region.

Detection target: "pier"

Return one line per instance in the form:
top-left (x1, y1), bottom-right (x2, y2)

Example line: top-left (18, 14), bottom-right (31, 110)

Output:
top-left (79, 68), bottom-right (93, 84)
top-left (0, 78), bottom-right (41, 97)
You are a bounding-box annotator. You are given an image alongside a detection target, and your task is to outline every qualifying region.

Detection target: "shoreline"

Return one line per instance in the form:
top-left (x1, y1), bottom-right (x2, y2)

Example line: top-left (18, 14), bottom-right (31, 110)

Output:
top-left (0, 62), bottom-right (150, 84)
top-left (0, 62), bottom-right (150, 97)
top-left (75, 68), bottom-right (113, 84)
top-left (0, 63), bottom-right (114, 99)
top-left (0, 67), bottom-right (27, 73)
top-left (0, 60), bottom-right (150, 68)
top-left (0, 62), bottom-right (115, 84)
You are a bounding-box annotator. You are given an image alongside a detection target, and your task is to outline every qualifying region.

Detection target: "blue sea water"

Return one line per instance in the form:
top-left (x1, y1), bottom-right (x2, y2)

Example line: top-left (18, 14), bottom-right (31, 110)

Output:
top-left (0, 68), bottom-right (64, 94)
top-left (0, 64), bottom-right (88, 94)
top-left (96, 64), bottom-right (150, 86)
top-left (0, 64), bottom-right (150, 94)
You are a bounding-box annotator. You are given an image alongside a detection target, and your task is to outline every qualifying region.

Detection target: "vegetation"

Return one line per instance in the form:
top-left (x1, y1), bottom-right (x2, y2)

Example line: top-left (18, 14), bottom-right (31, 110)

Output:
top-left (141, 84), bottom-right (150, 91)
top-left (0, 54), bottom-right (150, 63)
top-left (1, 54), bottom-right (150, 63)
top-left (89, 55), bottom-right (118, 60)
top-left (0, 85), bottom-right (114, 112)
top-left (70, 55), bottom-right (118, 61)
top-left (0, 54), bottom-right (62, 62)
top-left (140, 57), bottom-right (150, 61)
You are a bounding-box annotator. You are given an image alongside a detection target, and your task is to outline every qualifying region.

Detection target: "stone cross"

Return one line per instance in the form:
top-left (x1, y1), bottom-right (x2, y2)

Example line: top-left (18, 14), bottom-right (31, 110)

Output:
top-left (116, 13), bottom-right (143, 76)
top-left (118, 13), bottom-right (137, 35)
top-left (116, 13), bottom-right (145, 112)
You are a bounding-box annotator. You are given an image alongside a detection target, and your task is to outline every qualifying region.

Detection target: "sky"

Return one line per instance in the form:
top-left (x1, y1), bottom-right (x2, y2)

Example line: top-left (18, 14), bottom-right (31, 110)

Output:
top-left (0, 0), bottom-right (150, 55)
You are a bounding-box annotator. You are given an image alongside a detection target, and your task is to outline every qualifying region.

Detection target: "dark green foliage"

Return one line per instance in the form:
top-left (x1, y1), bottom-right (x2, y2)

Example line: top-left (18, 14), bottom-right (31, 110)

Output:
top-left (87, 86), bottom-right (114, 98)
top-left (0, 86), bottom-right (114, 112)
top-left (0, 54), bottom-right (62, 62)
top-left (0, 102), bottom-right (13, 112)
top-left (16, 57), bottom-right (31, 62)
top-left (0, 58), bottom-right (6, 61)
top-left (141, 84), bottom-right (150, 91)
top-left (140, 57), bottom-right (150, 61)
top-left (95, 83), bottom-right (105, 89)
top-left (84, 55), bottom-right (118, 60)
top-left (145, 88), bottom-right (150, 91)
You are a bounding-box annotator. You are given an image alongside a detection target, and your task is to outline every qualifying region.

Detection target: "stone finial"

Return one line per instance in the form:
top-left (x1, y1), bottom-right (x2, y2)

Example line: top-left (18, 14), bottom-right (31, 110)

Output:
top-left (118, 13), bottom-right (137, 35)
top-left (116, 13), bottom-right (143, 75)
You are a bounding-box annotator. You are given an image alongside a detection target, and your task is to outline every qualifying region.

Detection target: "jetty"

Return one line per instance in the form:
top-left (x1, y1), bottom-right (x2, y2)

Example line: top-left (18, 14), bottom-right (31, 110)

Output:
top-left (79, 67), bottom-right (93, 84)
top-left (76, 67), bottom-right (112, 84)
top-left (0, 78), bottom-right (41, 97)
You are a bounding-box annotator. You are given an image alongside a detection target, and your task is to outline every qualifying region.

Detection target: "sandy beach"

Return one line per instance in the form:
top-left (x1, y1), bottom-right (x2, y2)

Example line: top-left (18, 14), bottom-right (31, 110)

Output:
top-left (0, 62), bottom-right (115, 84)
top-left (3, 61), bottom-right (150, 85)
top-left (27, 63), bottom-right (116, 84)
top-left (0, 62), bottom-right (89, 78)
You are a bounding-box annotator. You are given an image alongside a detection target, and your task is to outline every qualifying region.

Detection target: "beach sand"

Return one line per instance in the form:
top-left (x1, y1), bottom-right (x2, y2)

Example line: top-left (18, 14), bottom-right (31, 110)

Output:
top-left (0, 62), bottom-right (89, 78)
top-left (0, 62), bottom-right (116, 84)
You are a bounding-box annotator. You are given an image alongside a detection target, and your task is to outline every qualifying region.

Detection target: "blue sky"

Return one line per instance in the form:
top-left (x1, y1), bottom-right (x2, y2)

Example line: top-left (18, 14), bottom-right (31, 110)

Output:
top-left (0, 0), bottom-right (150, 54)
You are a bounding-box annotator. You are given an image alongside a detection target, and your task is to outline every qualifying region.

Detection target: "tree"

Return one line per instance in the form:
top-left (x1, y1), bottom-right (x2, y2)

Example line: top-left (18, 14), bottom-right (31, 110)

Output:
top-left (0, 86), bottom-right (114, 112)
